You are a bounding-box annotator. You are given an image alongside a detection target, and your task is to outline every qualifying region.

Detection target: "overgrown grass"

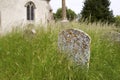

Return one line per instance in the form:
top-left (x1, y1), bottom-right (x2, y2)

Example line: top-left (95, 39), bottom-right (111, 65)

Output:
top-left (0, 22), bottom-right (120, 80)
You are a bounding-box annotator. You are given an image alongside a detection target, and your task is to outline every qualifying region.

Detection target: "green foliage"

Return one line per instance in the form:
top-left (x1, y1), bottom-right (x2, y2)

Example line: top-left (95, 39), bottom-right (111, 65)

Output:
top-left (81, 0), bottom-right (115, 23)
top-left (54, 8), bottom-right (77, 21)
top-left (0, 22), bottom-right (120, 80)
top-left (114, 15), bottom-right (120, 27)
top-left (66, 9), bottom-right (77, 21)
top-left (54, 8), bottom-right (62, 21)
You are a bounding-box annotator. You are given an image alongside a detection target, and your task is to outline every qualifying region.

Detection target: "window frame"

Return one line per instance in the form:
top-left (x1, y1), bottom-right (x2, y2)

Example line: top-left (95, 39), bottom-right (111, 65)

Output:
top-left (25, 1), bottom-right (36, 21)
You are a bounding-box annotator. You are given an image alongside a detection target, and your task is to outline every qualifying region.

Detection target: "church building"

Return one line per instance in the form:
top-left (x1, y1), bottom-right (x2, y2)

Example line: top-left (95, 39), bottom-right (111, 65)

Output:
top-left (0, 0), bottom-right (53, 34)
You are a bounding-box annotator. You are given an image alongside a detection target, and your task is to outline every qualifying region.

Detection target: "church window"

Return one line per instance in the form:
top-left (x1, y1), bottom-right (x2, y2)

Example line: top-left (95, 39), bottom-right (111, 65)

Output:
top-left (27, 5), bottom-right (30, 20)
top-left (25, 2), bottom-right (36, 21)
top-left (31, 6), bottom-right (34, 20)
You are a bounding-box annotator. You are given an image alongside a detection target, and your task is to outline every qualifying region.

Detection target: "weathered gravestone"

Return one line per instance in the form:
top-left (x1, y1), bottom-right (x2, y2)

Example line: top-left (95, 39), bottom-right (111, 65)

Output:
top-left (23, 28), bottom-right (36, 39)
top-left (58, 29), bottom-right (91, 68)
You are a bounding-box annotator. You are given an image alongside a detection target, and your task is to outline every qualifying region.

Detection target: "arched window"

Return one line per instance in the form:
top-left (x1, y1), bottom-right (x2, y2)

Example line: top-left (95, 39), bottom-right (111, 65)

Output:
top-left (25, 1), bottom-right (36, 21)
top-left (27, 5), bottom-right (30, 20)
top-left (31, 6), bottom-right (34, 20)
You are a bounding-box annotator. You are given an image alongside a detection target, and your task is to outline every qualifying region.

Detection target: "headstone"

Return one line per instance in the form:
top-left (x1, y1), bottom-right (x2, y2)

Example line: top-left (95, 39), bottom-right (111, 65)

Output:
top-left (58, 29), bottom-right (91, 68)
top-left (23, 25), bottom-right (36, 40)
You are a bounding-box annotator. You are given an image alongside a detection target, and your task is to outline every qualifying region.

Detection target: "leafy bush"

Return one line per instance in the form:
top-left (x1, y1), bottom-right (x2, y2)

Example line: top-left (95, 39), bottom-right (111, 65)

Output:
top-left (54, 8), bottom-right (77, 21)
top-left (114, 15), bottom-right (120, 27)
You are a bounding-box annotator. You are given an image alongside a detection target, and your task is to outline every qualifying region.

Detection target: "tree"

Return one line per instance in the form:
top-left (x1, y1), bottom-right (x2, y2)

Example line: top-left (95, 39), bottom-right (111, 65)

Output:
top-left (54, 8), bottom-right (77, 21)
top-left (81, 0), bottom-right (115, 23)
top-left (114, 15), bottom-right (120, 27)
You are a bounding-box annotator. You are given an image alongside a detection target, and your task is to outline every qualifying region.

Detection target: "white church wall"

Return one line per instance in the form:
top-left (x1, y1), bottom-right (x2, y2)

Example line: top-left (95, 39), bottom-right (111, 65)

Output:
top-left (1, 0), bottom-right (25, 33)
top-left (0, 0), bottom-right (51, 34)
top-left (0, 11), bottom-right (1, 27)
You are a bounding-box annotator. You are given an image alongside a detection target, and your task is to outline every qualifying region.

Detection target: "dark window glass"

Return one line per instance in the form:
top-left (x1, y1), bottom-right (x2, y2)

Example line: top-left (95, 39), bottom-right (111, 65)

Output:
top-left (27, 5), bottom-right (30, 20)
top-left (31, 6), bottom-right (34, 20)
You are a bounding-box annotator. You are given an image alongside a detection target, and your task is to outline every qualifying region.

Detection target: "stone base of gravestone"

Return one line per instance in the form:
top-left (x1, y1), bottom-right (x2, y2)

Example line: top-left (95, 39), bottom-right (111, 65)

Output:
top-left (58, 29), bottom-right (91, 68)
top-left (61, 19), bottom-right (69, 28)
top-left (23, 24), bottom-right (36, 40)
top-left (61, 19), bottom-right (69, 23)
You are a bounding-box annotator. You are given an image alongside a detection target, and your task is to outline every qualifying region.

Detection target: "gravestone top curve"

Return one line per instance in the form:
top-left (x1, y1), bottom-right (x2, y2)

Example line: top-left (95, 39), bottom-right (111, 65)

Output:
top-left (58, 29), bottom-right (91, 68)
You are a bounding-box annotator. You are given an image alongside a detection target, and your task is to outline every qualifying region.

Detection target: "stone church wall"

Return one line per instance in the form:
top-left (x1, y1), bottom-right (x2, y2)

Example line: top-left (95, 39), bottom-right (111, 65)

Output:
top-left (0, 0), bottom-right (52, 34)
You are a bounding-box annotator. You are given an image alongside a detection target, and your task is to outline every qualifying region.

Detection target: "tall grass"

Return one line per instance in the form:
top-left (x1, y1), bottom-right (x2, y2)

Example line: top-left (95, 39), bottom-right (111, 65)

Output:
top-left (0, 22), bottom-right (120, 80)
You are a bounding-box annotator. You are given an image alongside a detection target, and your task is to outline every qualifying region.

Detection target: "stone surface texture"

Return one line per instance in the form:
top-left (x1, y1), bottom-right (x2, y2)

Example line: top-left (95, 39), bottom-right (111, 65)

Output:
top-left (58, 29), bottom-right (91, 67)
